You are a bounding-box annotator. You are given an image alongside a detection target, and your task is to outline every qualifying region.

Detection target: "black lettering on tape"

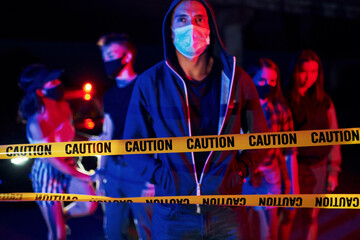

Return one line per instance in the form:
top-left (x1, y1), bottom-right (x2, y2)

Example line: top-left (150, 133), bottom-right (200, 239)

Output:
top-left (125, 140), bottom-right (172, 152)
top-left (259, 197), bottom-right (302, 207)
top-left (312, 130), bottom-right (359, 144)
top-left (249, 133), bottom-right (297, 147)
top-left (202, 197), bottom-right (246, 206)
top-left (65, 142), bottom-right (111, 155)
top-left (187, 136), bottom-right (235, 150)
top-left (315, 197), bottom-right (360, 208)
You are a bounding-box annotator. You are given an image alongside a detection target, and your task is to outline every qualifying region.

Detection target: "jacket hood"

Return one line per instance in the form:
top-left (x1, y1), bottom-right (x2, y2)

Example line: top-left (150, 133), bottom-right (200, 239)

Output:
top-left (163, 0), bottom-right (233, 74)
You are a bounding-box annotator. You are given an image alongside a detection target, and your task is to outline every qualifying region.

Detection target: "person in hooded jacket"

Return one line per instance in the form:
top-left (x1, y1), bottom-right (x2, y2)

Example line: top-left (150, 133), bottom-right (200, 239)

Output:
top-left (123, 0), bottom-right (269, 239)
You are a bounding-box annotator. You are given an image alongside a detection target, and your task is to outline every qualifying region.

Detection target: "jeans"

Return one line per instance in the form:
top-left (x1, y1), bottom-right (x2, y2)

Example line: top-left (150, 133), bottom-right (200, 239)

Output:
top-left (298, 159), bottom-right (327, 225)
top-left (104, 156), bottom-right (152, 240)
top-left (151, 203), bottom-right (249, 240)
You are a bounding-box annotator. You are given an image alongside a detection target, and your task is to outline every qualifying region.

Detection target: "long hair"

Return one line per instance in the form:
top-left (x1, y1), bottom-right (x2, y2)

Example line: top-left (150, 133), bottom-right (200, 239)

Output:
top-left (287, 49), bottom-right (325, 103)
top-left (19, 92), bottom-right (42, 121)
top-left (18, 64), bottom-right (49, 121)
top-left (247, 58), bottom-right (285, 102)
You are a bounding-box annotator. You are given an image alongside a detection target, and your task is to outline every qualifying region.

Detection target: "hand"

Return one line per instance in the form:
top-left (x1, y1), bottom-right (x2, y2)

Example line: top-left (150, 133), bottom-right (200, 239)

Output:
top-left (89, 133), bottom-right (107, 141)
top-left (91, 169), bottom-right (107, 196)
top-left (141, 182), bottom-right (155, 197)
top-left (96, 179), bottom-right (106, 196)
top-left (90, 169), bottom-right (106, 182)
top-left (249, 169), bottom-right (262, 188)
top-left (327, 174), bottom-right (338, 192)
top-left (73, 168), bottom-right (93, 182)
top-left (283, 179), bottom-right (291, 194)
top-left (89, 135), bottom-right (100, 141)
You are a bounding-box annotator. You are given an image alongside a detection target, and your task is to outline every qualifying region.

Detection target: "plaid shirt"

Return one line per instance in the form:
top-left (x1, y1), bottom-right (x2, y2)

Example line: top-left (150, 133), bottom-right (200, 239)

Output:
top-left (260, 99), bottom-right (296, 167)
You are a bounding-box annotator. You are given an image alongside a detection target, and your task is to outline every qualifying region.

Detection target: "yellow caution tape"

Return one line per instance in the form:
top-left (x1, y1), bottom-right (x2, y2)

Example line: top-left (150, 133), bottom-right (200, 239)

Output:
top-left (0, 128), bottom-right (359, 159)
top-left (1, 193), bottom-right (359, 209)
top-left (1, 129), bottom-right (358, 209)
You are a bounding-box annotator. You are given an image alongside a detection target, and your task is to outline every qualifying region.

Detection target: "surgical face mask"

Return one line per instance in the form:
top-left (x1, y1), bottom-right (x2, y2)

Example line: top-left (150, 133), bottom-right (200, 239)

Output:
top-left (172, 24), bottom-right (210, 60)
top-left (255, 85), bottom-right (276, 100)
top-left (44, 84), bottom-right (65, 101)
top-left (104, 55), bottom-right (126, 79)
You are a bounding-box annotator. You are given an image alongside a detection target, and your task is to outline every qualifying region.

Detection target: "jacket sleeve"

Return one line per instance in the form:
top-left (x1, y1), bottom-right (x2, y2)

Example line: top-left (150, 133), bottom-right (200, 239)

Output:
top-left (327, 100), bottom-right (342, 175)
top-left (281, 104), bottom-right (299, 194)
top-left (123, 79), bottom-right (162, 183)
top-left (238, 73), bottom-right (269, 176)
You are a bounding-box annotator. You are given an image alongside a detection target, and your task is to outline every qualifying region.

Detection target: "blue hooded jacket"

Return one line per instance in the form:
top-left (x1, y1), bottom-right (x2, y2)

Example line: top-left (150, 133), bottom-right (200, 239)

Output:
top-left (123, 0), bottom-right (268, 199)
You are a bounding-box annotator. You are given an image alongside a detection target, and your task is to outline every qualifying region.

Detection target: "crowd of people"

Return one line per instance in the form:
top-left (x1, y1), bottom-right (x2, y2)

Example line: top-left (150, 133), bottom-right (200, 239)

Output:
top-left (17, 0), bottom-right (341, 239)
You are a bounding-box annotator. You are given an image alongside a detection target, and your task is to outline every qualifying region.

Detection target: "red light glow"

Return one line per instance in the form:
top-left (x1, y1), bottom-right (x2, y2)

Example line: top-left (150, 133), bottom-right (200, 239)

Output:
top-left (83, 83), bottom-right (93, 93)
top-left (83, 93), bottom-right (92, 101)
top-left (84, 118), bottom-right (95, 129)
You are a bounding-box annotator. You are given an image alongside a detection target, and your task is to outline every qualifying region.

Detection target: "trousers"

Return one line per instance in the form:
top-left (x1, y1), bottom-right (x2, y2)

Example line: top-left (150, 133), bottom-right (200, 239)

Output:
top-left (151, 203), bottom-right (249, 239)
top-left (103, 156), bottom-right (152, 240)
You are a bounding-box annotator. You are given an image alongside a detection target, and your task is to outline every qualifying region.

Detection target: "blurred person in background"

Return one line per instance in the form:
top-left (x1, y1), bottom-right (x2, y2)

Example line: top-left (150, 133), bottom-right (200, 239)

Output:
top-left (90, 33), bottom-right (153, 240)
top-left (285, 49), bottom-right (341, 240)
top-left (18, 64), bottom-right (98, 240)
top-left (244, 58), bottom-right (298, 240)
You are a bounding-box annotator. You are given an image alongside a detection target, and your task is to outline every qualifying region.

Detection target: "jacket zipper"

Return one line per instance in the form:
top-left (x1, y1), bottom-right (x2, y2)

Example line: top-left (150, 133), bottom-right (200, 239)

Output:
top-left (198, 56), bottom-right (237, 187)
top-left (166, 57), bottom-right (236, 212)
top-left (165, 61), bottom-right (201, 197)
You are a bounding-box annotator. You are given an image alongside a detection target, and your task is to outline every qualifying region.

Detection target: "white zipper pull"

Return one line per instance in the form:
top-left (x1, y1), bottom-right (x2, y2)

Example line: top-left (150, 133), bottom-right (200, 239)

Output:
top-left (196, 183), bottom-right (201, 196)
top-left (196, 183), bottom-right (201, 213)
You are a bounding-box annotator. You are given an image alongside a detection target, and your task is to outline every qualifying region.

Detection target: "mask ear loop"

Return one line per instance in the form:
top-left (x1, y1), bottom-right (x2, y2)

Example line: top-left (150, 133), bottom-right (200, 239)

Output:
top-left (122, 51), bottom-right (133, 66)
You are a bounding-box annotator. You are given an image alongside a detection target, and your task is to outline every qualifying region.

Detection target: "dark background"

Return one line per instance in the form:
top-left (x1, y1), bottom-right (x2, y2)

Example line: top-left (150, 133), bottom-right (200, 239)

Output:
top-left (0, 0), bottom-right (360, 239)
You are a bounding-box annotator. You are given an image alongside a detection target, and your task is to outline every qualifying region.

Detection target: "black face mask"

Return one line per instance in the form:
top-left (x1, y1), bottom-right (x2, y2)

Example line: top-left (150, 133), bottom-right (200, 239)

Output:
top-left (44, 84), bottom-right (65, 101)
top-left (255, 85), bottom-right (276, 99)
top-left (104, 56), bottom-right (126, 79)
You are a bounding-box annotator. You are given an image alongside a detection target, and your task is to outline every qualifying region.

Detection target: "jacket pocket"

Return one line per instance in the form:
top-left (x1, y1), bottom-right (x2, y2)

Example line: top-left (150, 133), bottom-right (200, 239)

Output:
top-left (153, 163), bottom-right (172, 194)
top-left (220, 155), bottom-right (245, 194)
top-left (154, 204), bottom-right (177, 220)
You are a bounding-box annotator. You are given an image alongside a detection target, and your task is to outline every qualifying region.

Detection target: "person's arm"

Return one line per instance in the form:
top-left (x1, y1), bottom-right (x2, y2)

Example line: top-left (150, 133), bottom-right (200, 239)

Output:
top-left (123, 79), bottom-right (162, 184)
top-left (90, 113), bottom-right (113, 175)
top-left (326, 101), bottom-right (341, 192)
top-left (280, 104), bottom-right (298, 194)
top-left (279, 154), bottom-right (291, 194)
top-left (90, 113), bottom-right (113, 141)
top-left (284, 152), bottom-right (299, 194)
top-left (89, 113), bottom-right (114, 195)
top-left (27, 119), bottom-right (91, 182)
top-left (238, 73), bottom-right (269, 177)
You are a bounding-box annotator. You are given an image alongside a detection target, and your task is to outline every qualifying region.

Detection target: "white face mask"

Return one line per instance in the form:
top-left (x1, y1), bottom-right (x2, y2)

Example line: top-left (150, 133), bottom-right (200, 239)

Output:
top-left (172, 24), bottom-right (210, 60)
